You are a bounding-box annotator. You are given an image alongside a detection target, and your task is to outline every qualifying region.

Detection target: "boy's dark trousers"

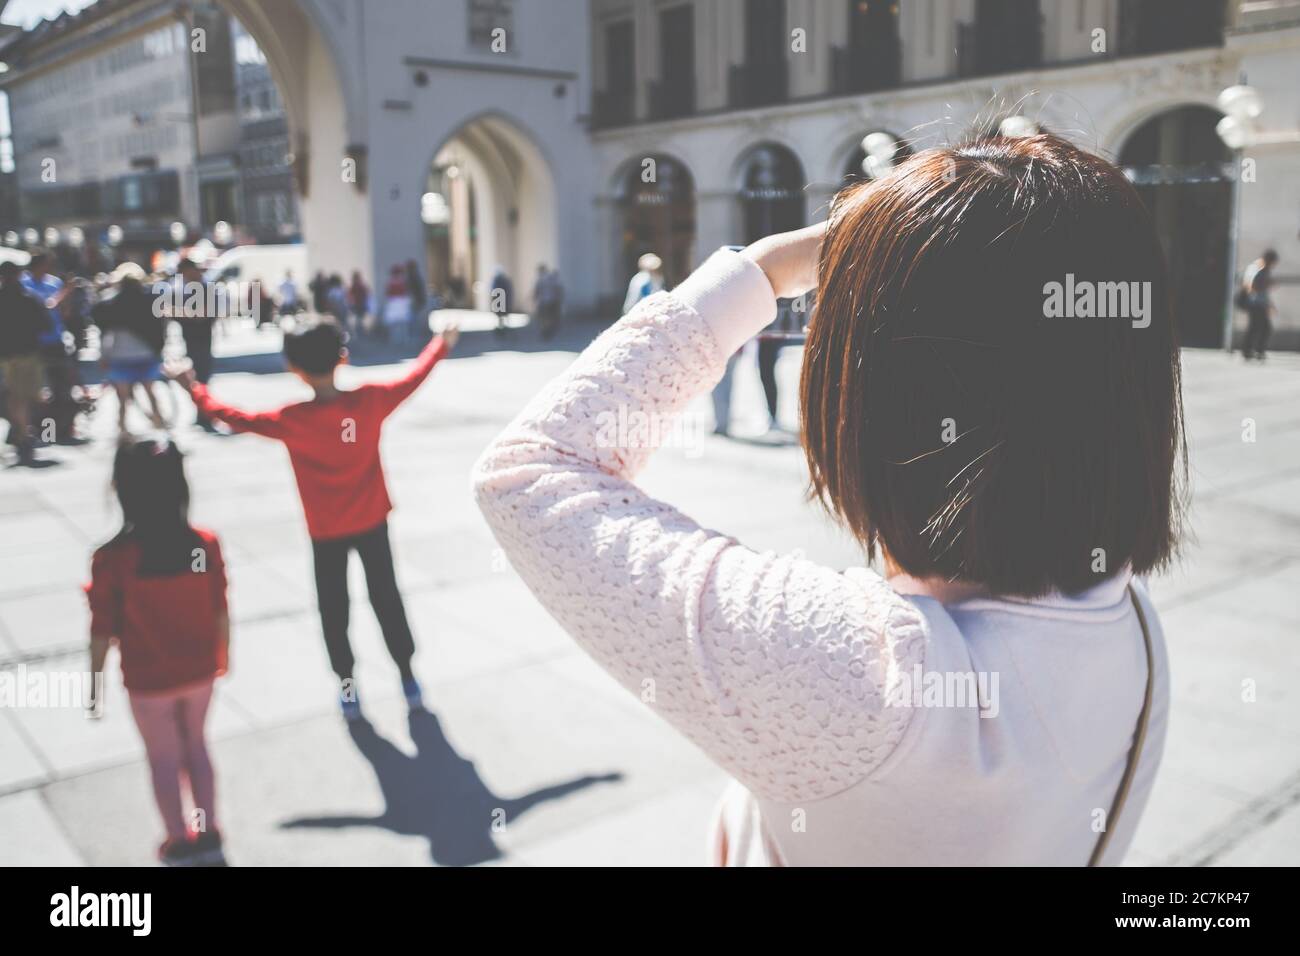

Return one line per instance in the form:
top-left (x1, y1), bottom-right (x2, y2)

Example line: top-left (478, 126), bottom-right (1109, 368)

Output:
top-left (310, 520), bottom-right (416, 682)
top-left (181, 319), bottom-right (215, 426)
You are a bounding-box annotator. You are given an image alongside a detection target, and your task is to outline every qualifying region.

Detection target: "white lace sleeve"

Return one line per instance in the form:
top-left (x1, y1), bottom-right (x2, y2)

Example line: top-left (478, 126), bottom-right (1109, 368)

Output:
top-left (472, 251), bottom-right (928, 802)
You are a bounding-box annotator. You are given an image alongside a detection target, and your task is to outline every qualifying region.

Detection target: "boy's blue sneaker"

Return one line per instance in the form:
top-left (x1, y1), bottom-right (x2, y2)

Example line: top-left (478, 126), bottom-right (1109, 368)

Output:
top-left (401, 677), bottom-right (424, 710)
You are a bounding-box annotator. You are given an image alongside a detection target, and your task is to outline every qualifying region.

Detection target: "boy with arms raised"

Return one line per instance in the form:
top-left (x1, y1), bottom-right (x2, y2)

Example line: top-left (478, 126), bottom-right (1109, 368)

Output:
top-left (170, 316), bottom-right (458, 720)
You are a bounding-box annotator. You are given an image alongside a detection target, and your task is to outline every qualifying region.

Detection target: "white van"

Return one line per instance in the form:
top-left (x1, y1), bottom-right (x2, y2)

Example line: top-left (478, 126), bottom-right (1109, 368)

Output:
top-left (0, 248), bottom-right (32, 267)
top-left (203, 243), bottom-right (308, 301)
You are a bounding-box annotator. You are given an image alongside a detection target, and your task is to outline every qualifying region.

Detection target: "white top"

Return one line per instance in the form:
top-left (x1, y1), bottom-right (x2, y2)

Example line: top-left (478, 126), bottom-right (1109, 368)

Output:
top-left (473, 249), bottom-right (1170, 866)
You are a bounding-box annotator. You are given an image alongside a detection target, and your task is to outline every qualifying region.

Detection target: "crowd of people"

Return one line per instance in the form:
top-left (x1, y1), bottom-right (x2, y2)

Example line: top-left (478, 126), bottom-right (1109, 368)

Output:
top-left (0, 252), bottom-right (497, 464)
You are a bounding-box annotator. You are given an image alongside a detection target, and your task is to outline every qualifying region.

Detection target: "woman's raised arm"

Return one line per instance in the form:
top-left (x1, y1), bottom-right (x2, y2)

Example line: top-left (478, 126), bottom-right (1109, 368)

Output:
top-left (471, 245), bottom-right (927, 803)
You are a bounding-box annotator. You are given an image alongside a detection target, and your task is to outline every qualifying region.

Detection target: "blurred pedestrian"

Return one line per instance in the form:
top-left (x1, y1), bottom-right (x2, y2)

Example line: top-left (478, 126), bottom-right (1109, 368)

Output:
top-left (325, 273), bottom-right (349, 327)
top-left (64, 276), bottom-right (94, 351)
top-left (176, 259), bottom-right (219, 432)
top-left (757, 298), bottom-right (800, 434)
top-left (279, 270), bottom-right (301, 316)
top-left (309, 271), bottom-right (329, 313)
top-left (86, 438), bottom-right (229, 867)
top-left (0, 260), bottom-right (52, 465)
top-left (1239, 249), bottom-right (1278, 361)
top-left (406, 259), bottom-right (427, 339)
top-left (94, 262), bottom-right (168, 434)
top-left (169, 315), bottom-right (461, 721)
top-left (489, 264), bottom-right (514, 334)
top-left (382, 264), bottom-right (412, 343)
top-left (622, 252), bottom-right (664, 314)
top-left (22, 250), bottom-right (78, 442)
top-left (348, 270), bottom-right (370, 333)
top-left (710, 349), bottom-right (741, 437)
top-left (533, 264), bottom-right (564, 340)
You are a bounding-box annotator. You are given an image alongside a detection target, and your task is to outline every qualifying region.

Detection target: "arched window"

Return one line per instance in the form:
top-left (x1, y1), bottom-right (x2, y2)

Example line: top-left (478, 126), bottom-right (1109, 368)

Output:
top-left (738, 143), bottom-right (806, 244)
top-left (618, 155), bottom-right (696, 288)
top-left (1119, 106), bottom-right (1233, 348)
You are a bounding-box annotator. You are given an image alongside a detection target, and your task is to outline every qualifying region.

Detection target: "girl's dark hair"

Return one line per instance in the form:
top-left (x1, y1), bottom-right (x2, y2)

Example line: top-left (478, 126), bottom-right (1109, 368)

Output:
top-left (109, 438), bottom-right (200, 576)
top-left (801, 133), bottom-right (1186, 597)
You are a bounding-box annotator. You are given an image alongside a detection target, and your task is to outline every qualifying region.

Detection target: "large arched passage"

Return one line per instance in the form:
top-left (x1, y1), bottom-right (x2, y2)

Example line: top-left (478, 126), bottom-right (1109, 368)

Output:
top-left (420, 115), bottom-right (559, 312)
top-left (217, 0), bottom-right (369, 282)
top-left (1118, 105), bottom-right (1233, 348)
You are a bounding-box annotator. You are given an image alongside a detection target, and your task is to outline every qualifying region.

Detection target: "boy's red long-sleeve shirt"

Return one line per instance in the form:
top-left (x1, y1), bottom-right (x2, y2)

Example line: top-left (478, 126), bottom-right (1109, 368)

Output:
top-left (191, 335), bottom-right (449, 541)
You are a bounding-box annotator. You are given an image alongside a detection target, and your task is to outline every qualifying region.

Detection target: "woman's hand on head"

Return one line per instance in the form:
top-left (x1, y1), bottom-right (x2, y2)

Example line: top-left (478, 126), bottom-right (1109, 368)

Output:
top-left (742, 221), bottom-right (826, 301)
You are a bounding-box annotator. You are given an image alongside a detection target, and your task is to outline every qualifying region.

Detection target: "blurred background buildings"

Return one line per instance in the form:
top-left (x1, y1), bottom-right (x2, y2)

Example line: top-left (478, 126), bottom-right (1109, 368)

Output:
top-left (0, 0), bottom-right (1296, 345)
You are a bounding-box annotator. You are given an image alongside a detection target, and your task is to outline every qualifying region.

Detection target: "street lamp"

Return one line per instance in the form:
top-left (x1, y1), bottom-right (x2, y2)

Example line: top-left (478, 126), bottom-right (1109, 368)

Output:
top-left (3, 231), bottom-right (16, 246)
top-left (861, 131), bottom-right (902, 179)
top-left (170, 221), bottom-right (187, 245)
top-left (1215, 81), bottom-right (1262, 352)
top-left (213, 220), bottom-right (232, 245)
top-left (23, 228), bottom-right (38, 246)
top-left (421, 192), bottom-right (449, 226)
top-left (43, 227), bottom-right (60, 246)
top-left (67, 227), bottom-right (84, 248)
top-left (998, 115), bottom-right (1039, 139)
top-left (107, 224), bottom-right (123, 247)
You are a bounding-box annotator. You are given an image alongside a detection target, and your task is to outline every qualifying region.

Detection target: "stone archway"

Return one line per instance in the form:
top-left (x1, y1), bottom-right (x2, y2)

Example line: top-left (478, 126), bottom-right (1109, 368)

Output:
top-left (216, 0), bottom-right (370, 283)
top-left (419, 114), bottom-right (559, 313)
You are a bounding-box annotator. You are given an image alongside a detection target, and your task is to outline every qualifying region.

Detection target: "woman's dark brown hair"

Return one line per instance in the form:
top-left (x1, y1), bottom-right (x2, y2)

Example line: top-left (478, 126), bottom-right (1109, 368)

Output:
top-left (801, 133), bottom-right (1185, 596)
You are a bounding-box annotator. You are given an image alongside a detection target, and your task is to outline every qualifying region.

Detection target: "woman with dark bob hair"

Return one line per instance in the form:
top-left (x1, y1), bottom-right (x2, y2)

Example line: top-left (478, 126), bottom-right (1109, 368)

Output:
top-left (474, 133), bottom-right (1183, 866)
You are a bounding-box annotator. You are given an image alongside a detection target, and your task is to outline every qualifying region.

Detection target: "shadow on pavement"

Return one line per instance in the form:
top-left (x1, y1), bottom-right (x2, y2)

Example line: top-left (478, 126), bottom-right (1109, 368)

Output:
top-left (279, 707), bottom-right (623, 866)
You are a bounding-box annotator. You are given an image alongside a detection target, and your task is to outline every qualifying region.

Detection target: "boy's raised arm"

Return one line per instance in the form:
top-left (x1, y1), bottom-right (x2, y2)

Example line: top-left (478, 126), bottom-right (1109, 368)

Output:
top-left (190, 383), bottom-right (286, 438)
top-left (165, 361), bottom-right (286, 438)
top-left (371, 326), bottom-right (457, 412)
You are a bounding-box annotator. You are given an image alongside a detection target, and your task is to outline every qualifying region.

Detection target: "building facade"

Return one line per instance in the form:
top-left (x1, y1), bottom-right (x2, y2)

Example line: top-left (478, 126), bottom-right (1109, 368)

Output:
top-left (586, 0), bottom-right (1300, 347)
top-left (0, 0), bottom-right (242, 260)
top-left (2, 0), bottom-right (1297, 346)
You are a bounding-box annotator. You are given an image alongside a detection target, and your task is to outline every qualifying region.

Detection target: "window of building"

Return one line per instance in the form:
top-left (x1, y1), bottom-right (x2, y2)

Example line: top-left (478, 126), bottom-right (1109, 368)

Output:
top-left (653, 6), bottom-right (694, 120)
top-left (595, 19), bottom-right (636, 127)
top-left (835, 0), bottom-right (901, 94)
top-left (1118, 0), bottom-right (1225, 55)
top-left (961, 0), bottom-right (1043, 77)
top-left (732, 0), bottom-right (787, 108)
top-left (469, 0), bottom-right (514, 49)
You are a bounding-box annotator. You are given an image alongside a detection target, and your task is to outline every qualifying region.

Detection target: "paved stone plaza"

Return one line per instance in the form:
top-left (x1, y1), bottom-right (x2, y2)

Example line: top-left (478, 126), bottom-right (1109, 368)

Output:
top-left (1, 317), bottom-right (1297, 866)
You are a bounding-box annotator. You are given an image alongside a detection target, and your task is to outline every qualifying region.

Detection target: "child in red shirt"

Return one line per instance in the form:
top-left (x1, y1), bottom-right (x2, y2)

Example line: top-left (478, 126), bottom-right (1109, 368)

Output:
top-left (86, 438), bottom-right (229, 867)
top-left (170, 315), bottom-right (458, 721)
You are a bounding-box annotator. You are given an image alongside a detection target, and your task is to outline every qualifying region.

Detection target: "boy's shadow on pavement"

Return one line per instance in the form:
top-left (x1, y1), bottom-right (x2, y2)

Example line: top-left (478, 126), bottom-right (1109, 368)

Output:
top-left (280, 707), bottom-right (623, 866)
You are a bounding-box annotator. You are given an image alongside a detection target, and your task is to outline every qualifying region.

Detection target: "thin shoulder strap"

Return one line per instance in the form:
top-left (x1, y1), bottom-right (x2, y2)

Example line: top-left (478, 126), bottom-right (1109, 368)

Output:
top-left (1088, 584), bottom-right (1156, 867)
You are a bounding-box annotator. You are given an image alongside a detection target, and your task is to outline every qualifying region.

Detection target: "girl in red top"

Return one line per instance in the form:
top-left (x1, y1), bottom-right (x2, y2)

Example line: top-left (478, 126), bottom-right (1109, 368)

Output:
top-left (86, 439), bottom-right (230, 867)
